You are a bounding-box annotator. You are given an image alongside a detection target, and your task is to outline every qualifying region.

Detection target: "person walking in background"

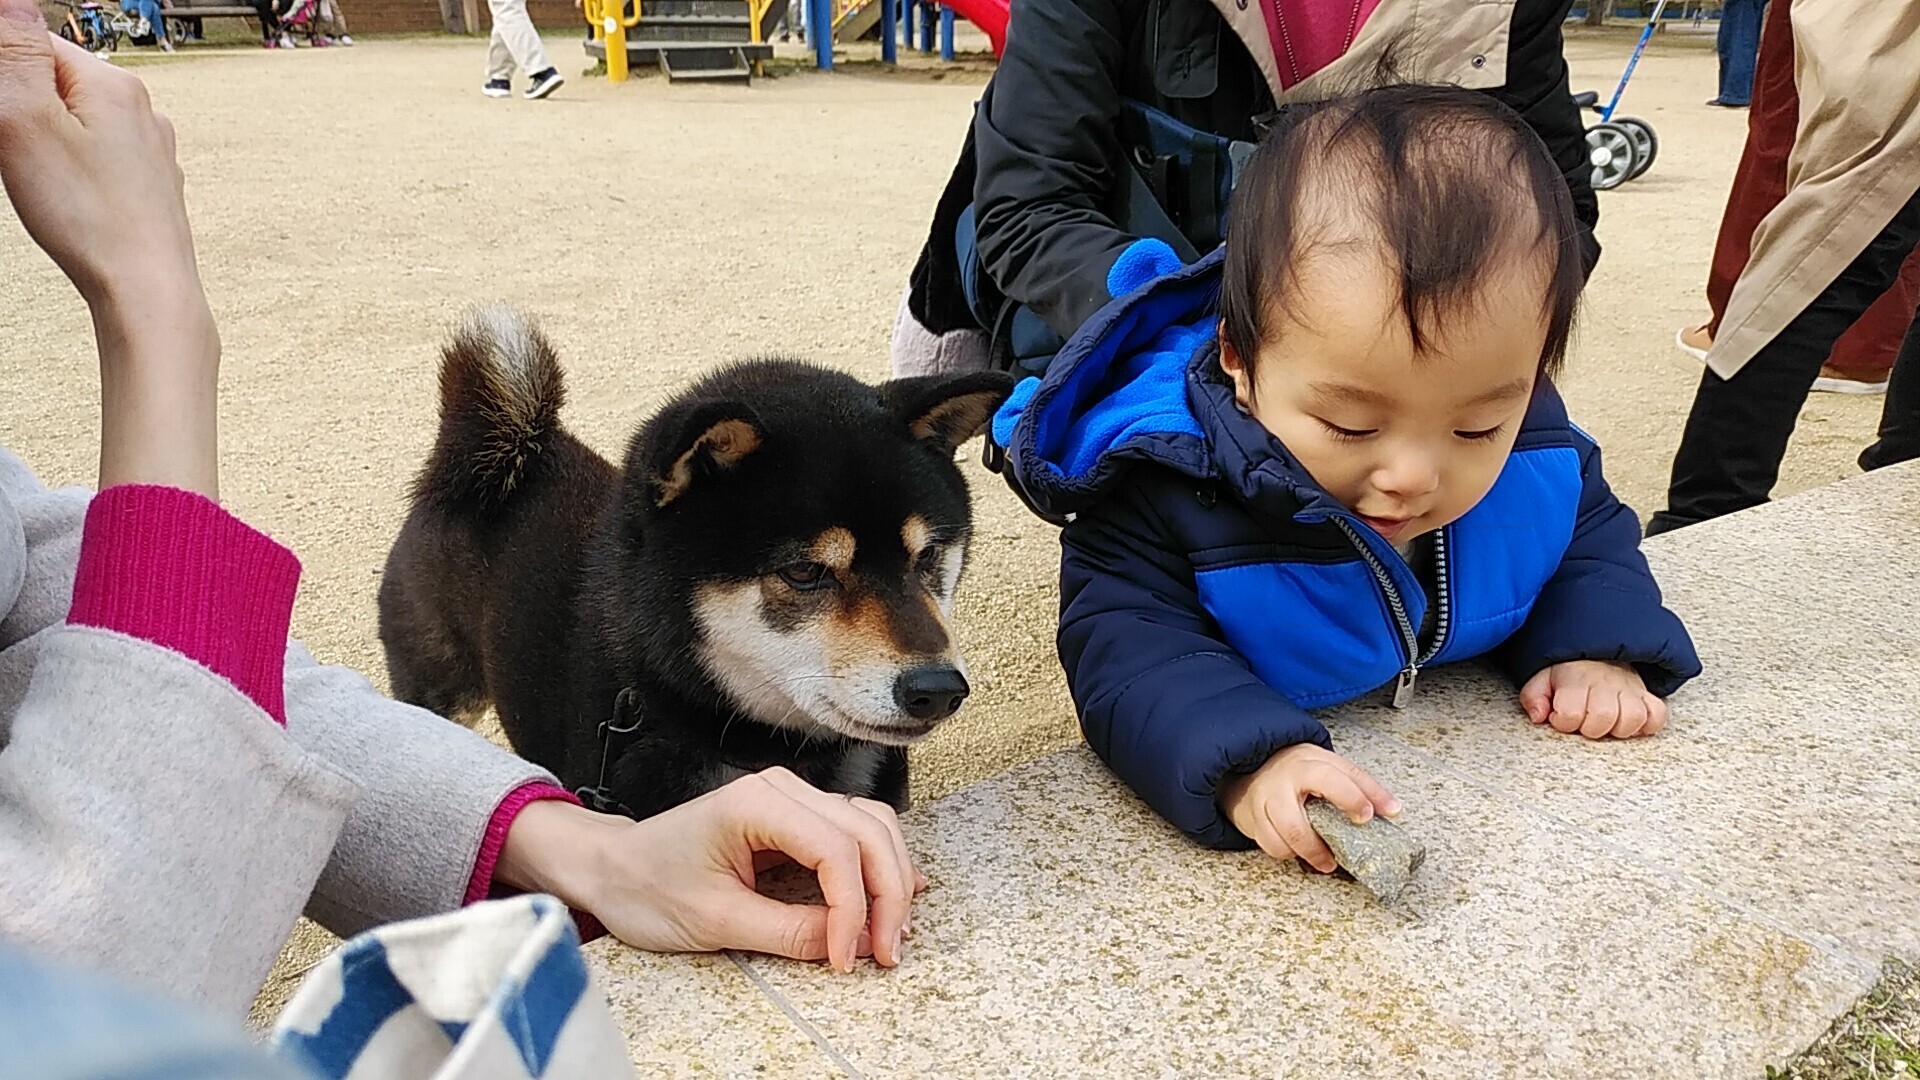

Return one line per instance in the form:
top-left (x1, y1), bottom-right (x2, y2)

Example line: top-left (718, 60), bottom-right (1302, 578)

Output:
top-left (1678, 0), bottom-right (1913, 395)
top-left (481, 0), bottom-right (563, 99)
top-left (1709, 0), bottom-right (1765, 108)
top-left (1650, 0), bottom-right (1920, 534)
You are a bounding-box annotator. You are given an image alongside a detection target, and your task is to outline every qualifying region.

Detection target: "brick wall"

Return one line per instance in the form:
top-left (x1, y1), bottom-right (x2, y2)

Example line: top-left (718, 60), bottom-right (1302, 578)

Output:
top-left (340, 0), bottom-right (582, 34)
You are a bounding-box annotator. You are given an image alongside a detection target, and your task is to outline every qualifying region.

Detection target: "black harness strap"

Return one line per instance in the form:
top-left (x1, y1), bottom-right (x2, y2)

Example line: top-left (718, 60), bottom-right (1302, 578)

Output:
top-left (573, 686), bottom-right (643, 817)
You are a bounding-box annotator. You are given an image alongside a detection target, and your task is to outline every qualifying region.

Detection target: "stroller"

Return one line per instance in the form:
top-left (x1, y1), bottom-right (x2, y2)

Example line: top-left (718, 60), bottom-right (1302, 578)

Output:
top-left (265, 0), bottom-right (345, 46)
top-left (1577, 0), bottom-right (1673, 191)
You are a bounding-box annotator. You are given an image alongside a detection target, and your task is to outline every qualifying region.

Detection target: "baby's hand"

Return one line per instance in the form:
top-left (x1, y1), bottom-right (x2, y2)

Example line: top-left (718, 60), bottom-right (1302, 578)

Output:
top-left (1218, 744), bottom-right (1401, 873)
top-left (1520, 660), bottom-right (1667, 740)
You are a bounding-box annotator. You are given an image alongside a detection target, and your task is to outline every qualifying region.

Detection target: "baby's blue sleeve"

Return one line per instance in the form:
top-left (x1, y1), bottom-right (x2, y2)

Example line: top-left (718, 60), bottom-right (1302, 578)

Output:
top-left (1057, 479), bottom-right (1333, 848)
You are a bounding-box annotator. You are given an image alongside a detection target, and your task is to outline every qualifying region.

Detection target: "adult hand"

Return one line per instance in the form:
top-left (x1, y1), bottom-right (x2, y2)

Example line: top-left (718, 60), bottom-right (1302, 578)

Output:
top-left (0, 0), bottom-right (220, 496)
top-left (495, 768), bottom-right (927, 974)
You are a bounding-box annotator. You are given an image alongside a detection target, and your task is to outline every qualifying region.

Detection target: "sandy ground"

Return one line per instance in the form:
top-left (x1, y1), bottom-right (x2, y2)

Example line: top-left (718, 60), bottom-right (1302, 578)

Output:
top-left (0, 24), bottom-right (1894, 1022)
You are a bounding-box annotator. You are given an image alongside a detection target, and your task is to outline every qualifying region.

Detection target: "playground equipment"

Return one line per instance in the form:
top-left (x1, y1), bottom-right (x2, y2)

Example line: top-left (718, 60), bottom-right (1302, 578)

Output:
top-left (831, 0), bottom-right (1004, 56)
top-left (1578, 0), bottom-right (1668, 191)
top-left (582, 0), bottom-right (775, 83)
top-left (580, 0), bottom-right (1001, 83)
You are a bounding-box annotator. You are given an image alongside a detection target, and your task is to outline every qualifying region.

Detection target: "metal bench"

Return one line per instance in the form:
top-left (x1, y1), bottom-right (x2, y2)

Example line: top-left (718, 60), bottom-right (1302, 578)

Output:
top-left (164, 0), bottom-right (261, 37)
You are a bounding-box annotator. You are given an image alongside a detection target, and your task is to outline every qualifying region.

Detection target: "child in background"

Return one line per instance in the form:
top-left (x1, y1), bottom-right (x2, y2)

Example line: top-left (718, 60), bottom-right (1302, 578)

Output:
top-left (481, 0), bottom-right (563, 99)
top-left (994, 85), bottom-right (1702, 871)
top-left (119, 0), bottom-right (172, 50)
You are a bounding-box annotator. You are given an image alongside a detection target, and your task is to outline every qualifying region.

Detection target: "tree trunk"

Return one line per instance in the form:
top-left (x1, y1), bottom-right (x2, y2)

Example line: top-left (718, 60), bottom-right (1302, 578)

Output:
top-left (1583, 0), bottom-right (1613, 26)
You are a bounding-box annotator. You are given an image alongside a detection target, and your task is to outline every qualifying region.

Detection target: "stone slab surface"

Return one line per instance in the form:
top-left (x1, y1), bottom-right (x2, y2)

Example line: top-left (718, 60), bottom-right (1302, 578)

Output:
top-left (1348, 560), bottom-right (1920, 960)
top-left (735, 738), bottom-right (1872, 1079)
top-left (586, 463), bottom-right (1919, 1076)
top-left (586, 942), bottom-right (844, 1076)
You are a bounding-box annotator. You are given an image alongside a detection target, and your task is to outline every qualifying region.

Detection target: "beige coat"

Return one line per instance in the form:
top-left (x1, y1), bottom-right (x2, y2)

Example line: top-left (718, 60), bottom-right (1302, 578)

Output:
top-left (1709, 0), bottom-right (1920, 379)
top-left (1212, 0), bottom-right (1520, 105)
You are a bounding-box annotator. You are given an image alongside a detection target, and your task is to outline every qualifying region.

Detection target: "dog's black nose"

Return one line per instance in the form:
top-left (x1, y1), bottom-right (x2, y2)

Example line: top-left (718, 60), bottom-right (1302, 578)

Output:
top-left (894, 666), bottom-right (969, 722)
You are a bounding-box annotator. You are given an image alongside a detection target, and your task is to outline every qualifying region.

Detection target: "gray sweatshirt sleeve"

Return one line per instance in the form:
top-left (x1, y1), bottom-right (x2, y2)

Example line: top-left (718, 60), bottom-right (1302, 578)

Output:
top-left (283, 641), bottom-right (563, 938)
top-left (0, 448), bottom-right (562, 1008)
top-left (0, 451), bottom-right (359, 1015)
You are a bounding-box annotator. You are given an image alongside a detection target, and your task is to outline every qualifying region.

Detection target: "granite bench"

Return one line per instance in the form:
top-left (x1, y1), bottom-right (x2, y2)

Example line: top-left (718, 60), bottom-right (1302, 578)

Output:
top-left (585, 461), bottom-right (1919, 1078)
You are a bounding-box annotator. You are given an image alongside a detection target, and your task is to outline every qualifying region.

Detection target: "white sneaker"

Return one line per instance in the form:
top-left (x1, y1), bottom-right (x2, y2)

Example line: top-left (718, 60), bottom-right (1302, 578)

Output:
top-left (336, 33), bottom-right (352, 44)
top-left (1811, 367), bottom-right (1891, 395)
top-left (278, 32), bottom-right (296, 47)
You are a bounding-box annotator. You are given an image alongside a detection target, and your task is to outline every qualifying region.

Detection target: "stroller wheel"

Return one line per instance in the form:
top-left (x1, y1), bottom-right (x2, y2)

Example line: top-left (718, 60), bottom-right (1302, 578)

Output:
top-left (1586, 122), bottom-right (1639, 191)
top-left (1616, 116), bottom-right (1659, 179)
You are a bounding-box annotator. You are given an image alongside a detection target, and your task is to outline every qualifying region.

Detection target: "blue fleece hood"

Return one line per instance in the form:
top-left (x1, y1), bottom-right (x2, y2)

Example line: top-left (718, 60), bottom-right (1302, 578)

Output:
top-left (992, 242), bottom-right (1221, 515)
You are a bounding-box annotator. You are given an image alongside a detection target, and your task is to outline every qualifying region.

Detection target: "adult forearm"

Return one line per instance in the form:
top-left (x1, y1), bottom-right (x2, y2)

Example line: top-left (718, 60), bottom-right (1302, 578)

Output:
top-left (91, 289), bottom-right (220, 498)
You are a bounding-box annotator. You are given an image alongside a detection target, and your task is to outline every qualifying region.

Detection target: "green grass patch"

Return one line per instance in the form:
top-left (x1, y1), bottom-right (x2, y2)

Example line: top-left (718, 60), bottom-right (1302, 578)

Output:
top-left (1773, 962), bottom-right (1920, 1080)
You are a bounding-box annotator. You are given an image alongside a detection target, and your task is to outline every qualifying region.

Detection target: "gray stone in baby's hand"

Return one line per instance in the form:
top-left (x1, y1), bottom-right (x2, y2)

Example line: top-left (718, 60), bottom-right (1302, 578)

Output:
top-left (1303, 798), bottom-right (1426, 905)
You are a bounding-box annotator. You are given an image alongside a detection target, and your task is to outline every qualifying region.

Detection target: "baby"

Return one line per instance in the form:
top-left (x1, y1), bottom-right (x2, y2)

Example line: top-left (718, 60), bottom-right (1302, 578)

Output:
top-left (993, 84), bottom-right (1702, 871)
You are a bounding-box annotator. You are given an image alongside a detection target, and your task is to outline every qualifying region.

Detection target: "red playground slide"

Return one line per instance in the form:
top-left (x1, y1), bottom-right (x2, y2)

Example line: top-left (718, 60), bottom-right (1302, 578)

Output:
top-left (940, 0), bottom-right (1008, 55)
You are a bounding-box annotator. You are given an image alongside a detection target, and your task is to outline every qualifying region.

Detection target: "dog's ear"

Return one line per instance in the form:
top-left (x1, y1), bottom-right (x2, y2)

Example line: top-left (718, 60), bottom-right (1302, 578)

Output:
top-left (645, 400), bottom-right (765, 508)
top-left (879, 371), bottom-right (1016, 456)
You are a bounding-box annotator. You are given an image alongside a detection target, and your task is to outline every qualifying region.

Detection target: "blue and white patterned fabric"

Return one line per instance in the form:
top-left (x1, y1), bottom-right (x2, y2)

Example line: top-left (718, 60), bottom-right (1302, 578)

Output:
top-left (272, 895), bottom-right (633, 1080)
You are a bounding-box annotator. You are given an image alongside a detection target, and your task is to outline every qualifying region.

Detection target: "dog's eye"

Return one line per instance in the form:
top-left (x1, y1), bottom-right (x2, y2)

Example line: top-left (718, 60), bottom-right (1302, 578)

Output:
top-left (776, 562), bottom-right (837, 591)
top-left (915, 547), bottom-right (946, 577)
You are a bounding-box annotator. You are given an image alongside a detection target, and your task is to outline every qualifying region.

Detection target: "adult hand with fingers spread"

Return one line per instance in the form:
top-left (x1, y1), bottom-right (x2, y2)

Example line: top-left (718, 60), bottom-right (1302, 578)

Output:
top-left (494, 767), bottom-right (926, 974)
top-left (1218, 744), bottom-right (1401, 873)
top-left (0, 0), bottom-right (220, 495)
top-left (1520, 660), bottom-right (1669, 740)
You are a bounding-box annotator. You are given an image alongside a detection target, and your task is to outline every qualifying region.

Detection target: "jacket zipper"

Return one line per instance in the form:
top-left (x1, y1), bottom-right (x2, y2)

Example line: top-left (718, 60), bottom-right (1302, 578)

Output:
top-left (1328, 517), bottom-right (1452, 708)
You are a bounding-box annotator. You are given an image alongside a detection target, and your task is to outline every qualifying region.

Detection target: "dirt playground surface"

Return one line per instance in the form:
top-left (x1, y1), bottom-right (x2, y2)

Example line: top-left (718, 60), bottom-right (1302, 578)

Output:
top-left (0, 25), bottom-right (1893, 1018)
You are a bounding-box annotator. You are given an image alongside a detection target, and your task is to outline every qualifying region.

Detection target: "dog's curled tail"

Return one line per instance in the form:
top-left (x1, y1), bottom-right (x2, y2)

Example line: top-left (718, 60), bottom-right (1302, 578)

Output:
top-left (412, 305), bottom-right (566, 515)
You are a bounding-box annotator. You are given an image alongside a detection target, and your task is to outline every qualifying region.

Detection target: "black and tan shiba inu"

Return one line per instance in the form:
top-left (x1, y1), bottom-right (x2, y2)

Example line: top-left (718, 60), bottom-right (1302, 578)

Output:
top-left (377, 308), bottom-right (1012, 818)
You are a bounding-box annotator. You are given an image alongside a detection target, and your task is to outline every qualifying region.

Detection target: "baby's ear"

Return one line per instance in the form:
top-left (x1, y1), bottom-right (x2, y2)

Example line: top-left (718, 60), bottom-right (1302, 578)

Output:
top-left (878, 371), bottom-right (1016, 456)
top-left (1217, 325), bottom-right (1255, 408)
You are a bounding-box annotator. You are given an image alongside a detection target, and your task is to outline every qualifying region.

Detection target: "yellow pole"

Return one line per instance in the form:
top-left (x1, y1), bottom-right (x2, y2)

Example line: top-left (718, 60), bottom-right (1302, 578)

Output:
top-left (747, 0), bottom-right (764, 78)
top-left (605, 8), bottom-right (628, 82)
top-left (584, 0), bottom-right (639, 84)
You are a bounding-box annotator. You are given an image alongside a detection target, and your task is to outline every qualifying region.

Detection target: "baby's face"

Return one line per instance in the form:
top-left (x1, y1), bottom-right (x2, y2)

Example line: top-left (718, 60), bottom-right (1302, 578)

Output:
top-left (1220, 254), bottom-right (1550, 544)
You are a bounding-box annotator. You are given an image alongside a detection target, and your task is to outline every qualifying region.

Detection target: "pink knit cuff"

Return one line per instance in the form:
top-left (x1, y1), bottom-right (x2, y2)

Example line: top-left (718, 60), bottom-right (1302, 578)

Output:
top-left (67, 485), bottom-right (301, 725)
top-left (465, 781), bottom-right (580, 905)
top-left (465, 781), bottom-right (608, 942)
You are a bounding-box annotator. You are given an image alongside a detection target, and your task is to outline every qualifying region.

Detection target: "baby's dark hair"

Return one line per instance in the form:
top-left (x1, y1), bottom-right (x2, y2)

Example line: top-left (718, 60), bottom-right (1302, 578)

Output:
top-left (1218, 83), bottom-right (1584, 380)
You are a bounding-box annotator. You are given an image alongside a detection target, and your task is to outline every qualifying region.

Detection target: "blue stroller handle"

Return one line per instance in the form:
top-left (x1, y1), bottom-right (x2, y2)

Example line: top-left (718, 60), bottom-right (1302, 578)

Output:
top-left (1599, 0), bottom-right (1670, 122)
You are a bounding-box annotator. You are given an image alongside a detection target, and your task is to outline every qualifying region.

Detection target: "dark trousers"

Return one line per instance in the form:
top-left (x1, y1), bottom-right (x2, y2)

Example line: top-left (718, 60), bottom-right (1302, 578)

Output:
top-left (1649, 188), bottom-right (1920, 536)
top-left (1714, 0), bottom-right (1766, 106)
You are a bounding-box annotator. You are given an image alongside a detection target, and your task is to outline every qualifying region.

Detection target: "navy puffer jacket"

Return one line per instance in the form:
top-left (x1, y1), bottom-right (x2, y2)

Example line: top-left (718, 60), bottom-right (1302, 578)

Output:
top-left (991, 244), bottom-right (1702, 848)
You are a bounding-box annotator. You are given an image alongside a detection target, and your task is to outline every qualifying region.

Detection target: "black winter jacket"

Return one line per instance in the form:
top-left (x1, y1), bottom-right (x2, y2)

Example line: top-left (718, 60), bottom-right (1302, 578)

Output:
top-left (907, 0), bottom-right (1599, 343)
